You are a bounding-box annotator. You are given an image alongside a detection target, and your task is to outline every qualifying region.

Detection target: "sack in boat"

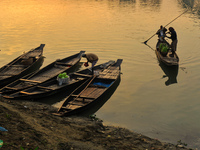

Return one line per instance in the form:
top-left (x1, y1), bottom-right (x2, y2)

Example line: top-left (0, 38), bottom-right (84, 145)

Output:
top-left (20, 57), bottom-right (34, 66)
top-left (161, 46), bottom-right (168, 53)
top-left (160, 43), bottom-right (169, 56)
top-left (57, 73), bottom-right (70, 86)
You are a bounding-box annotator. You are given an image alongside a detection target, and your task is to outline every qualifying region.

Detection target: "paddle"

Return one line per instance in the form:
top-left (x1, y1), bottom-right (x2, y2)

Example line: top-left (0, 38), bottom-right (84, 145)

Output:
top-left (143, 9), bottom-right (188, 45)
top-left (70, 75), bottom-right (96, 102)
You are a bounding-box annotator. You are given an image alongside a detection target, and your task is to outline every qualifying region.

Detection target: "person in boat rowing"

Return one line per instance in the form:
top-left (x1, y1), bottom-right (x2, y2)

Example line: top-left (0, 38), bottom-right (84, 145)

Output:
top-left (156, 25), bottom-right (167, 42)
top-left (82, 53), bottom-right (98, 74)
top-left (166, 27), bottom-right (178, 57)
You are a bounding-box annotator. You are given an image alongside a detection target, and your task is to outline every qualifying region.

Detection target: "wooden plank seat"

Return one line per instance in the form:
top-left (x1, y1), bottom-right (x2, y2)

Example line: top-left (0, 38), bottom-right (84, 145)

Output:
top-left (73, 73), bottom-right (92, 77)
top-left (74, 97), bottom-right (94, 103)
top-left (4, 87), bottom-right (18, 90)
top-left (3, 95), bottom-right (13, 99)
top-left (66, 58), bottom-right (79, 65)
top-left (0, 73), bottom-right (14, 76)
top-left (3, 65), bottom-right (25, 70)
top-left (52, 113), bottom-right (64, 116)
top-left (55, 62), bottom-right (72, 66)
top-left (71, 94), bottom-right (95, 100)
top-left (19, 91), bottom-right (32, 95)
top-left (54, 64), bottom-right (68, 69)
top-left (19, 79), bottom-right (42, 83)
top-left (68, 101), bottom-right (86, 106)
top-left (5, 65), bottom-right (25, 67)
top-left (37, 85), bottom-right (53, 91)
top-left (61, 107), bottom-right (72, 111)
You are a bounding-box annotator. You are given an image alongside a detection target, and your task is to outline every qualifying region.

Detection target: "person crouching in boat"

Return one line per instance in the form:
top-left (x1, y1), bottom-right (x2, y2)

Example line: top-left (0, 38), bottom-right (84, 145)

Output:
top-left (82, 53), bottom-right (98, 75)
top-left (156, 25), bottom-right (167, 42)
top-left (166, 27), bottom-right (178, 57)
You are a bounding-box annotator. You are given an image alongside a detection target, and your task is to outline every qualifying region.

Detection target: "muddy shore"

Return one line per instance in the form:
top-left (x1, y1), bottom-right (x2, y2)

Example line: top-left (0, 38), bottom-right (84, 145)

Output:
top-left (0, 98), bottom-right (192, 150)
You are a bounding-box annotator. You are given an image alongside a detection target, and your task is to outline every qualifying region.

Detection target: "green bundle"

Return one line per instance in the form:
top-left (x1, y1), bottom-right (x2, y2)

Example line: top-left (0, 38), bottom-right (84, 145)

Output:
top-left (159, 43), bottom-right (168, 53)
top-left (58, 72), bottom-right (69, 79)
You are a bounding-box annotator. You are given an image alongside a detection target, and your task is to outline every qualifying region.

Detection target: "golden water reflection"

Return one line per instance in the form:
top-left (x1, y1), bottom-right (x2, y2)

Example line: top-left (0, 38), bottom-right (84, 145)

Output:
top-left (0, 0), bottom-right (200, 148)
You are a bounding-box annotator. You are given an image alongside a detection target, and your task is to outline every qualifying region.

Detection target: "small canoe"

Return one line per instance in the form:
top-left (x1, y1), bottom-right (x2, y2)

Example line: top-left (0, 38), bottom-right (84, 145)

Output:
top-left (0, 51), bottom-right (85, 95)
top-left (53, 59), bottom-right (123, 117)
top-left (0, 44), bottom-right (45, 88)
top-left (156, 40), bottom-right (179, 66)
top-left (2, 60), bottom-right (116, 100)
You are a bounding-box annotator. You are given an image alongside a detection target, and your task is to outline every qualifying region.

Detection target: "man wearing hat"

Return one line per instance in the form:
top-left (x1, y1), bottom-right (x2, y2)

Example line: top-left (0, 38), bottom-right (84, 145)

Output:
top-left (82, 53), bottom-right (98, 74)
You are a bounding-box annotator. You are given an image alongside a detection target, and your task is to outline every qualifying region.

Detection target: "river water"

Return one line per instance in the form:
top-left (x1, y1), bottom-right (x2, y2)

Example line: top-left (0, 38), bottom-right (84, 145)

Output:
top-left (0, 0), bottom-right (200, 148)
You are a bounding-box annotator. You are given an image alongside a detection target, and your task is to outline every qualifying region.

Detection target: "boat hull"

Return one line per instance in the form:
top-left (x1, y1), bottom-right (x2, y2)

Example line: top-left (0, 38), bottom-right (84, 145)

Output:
top-left (0, 44), bottom-right (45, 88)
top-left (3, 60), bottom-right (116, 100)
top-left (0, 51), bottom-right (85, 95)
top-left (54, 59), bottom-right (123, 117)
top-left (156, 40), bottom-right (179, 66)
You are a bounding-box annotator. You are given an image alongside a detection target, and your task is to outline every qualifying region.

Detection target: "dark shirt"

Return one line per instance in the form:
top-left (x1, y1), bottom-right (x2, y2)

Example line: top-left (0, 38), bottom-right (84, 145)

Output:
top-left (170, 30), bottom-right (177, 41)
top-left (85, 53), bottom-right (98, 63)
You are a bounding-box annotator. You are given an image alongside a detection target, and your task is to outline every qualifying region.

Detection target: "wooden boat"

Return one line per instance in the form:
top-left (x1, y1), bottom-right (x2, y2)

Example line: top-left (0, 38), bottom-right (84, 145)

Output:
top-left (2, 60), bottom-right (116, 100)
top-left (0, 51), bottom-right (85, 95)
top-left (0, 44), bottom-right (45, 88)
top-left (156, 40), bottom-right (179, 66)
top-left (74, 74), bottom-right (121, 117)
top-left (53, 59), bottom-right (123, 117)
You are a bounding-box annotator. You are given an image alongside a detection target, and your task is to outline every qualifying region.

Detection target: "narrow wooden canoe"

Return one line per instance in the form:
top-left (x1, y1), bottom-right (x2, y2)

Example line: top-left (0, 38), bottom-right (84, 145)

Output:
top-left (0, 51), bottom-right (85, 95)
top-left (0, 44), bottom-right (45, 88)
top-left (2, 60), bottom-right (116, 100)
top-left (156, 40), bottom-right (179, 66)
top-left (53, 59), bottom-right (123, 117)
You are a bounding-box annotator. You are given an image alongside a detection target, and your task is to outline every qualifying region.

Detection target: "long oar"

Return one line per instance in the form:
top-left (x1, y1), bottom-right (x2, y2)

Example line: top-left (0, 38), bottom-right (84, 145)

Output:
top-left (143, 9), bottom-right (188, 45)
top-left (67, 75), bottom-right (96, 107)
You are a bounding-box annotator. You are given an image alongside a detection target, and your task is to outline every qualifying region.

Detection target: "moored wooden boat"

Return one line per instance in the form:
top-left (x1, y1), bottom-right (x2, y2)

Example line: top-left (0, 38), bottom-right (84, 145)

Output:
top-left (156, 40), bottom-right (179, 66)
top-left (0, 44), bottom-right (45, 88)
top-left (53, 59), bottom-right (123, 117)
top-left (2, 60), bottom-right (116, 100)
top-left (0, 51), bottom-right (85, 95)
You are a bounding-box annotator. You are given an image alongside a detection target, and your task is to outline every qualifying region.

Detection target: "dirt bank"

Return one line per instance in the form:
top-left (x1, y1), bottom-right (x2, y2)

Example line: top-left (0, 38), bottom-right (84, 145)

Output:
top-left (0, 98), bottom-right (192, 150)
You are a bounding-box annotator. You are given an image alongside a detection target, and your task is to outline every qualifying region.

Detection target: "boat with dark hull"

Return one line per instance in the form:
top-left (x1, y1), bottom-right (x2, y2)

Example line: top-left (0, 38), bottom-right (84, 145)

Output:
top-left (0, 44), bottom-right (45, 88)
top-left (53, 59), bottom-right (123, 117)
top-left (156, 40), bottom-right (179, 66)
top-left (0, 51), bottom-right (85, 95)
top-left (2, 60), bottom-right (116, 100)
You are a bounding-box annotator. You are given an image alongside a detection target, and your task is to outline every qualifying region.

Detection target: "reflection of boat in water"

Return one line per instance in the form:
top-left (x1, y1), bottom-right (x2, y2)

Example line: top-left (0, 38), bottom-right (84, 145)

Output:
top-left (159, 61), bottom-right (179, 86)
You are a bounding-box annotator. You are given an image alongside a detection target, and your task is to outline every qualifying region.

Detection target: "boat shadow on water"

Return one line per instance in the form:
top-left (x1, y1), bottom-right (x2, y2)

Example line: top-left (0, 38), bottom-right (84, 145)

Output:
top-left (159, 62), bottom-right (179, 86)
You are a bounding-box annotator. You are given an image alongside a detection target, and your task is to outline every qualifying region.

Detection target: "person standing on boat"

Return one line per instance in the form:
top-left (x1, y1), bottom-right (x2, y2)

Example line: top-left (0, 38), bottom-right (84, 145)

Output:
top-left (82, 53), bottom-right (98, 74)
top-left (156, 25), bottom-right (167, 42)
top-left (166, 27), bottom-right (178, 56)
